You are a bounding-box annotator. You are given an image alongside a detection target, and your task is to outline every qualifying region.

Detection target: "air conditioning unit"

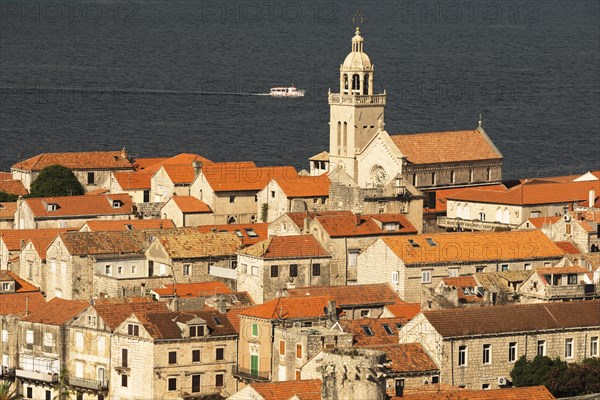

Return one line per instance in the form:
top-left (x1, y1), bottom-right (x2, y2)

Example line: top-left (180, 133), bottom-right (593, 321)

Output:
top-left (497, 376), bottom-right (508, 386)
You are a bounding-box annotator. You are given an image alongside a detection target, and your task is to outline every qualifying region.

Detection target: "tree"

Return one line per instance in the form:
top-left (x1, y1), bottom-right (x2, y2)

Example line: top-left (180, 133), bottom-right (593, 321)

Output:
top-left (29, 165), bottom-right (84, 198)
top-left (510, 355), bottom-right (566, 387)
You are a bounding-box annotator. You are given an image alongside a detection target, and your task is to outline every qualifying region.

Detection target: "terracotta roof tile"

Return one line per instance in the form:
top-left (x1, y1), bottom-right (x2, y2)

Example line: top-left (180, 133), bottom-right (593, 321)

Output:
top-left (24, 193), bottom-right (134, 218)
top-left (151, 282), bottom-right (233, 298)
top-left (287, 284), bottom-right (402, 307)
top-left (11, 150), bottom-right (135, 171)
top-left (197, 223), bottom-right (268, 246)
top-left (22, 298), bottom-right (88, 325)
top-left (240, 296), bottom-right (334, 320)
top-left (553, 241), bottom-right (580, 254)
top-left (448, 180), bottom-right (600, 206)
top-left (169, 196), bottom-right (212, 213)
top-left (391, 129), bottom-right (501, 165)
top-left (315, 211), bottom-right (417, 237)
top-left (274, 175), bottom-right (330, 198)
top-left (422, 301), bottom-right (600, 337)
top-left (241, 235), bottom-right (330, 260)
top-left (0, 179), bottom-right (28, 196)
top-left (341, 317), bottom-right (411, 347)
top-left (249, 379), bottom-right (322, 400)
top-left (94, 301), bottom-right (169, 330)
top-left (202, 162), bottom-right (297, 192)
top-left (0, 292), bottom-right (45, 316)
top-left (0, 228), bottom-right (73, 251)
top-left (0, 202), bottom-right (17, 219)
top-left (398, 385), bottom-right (555, 400)
top-left (382, 230), bottom-right (565, 265)
top-left (384, 303), bottom-right (421, 319)
top-left (82, 219), bottom-right (175, 231)
top-left (368, 343), bottom-right (438, 374)
top-left (158, 231), bottom-right (241, 258)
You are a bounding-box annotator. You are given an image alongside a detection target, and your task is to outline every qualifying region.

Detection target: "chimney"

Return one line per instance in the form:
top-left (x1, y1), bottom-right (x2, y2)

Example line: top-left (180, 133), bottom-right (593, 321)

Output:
top-left (354, 212), bottom-right (362, 226)
top-left (192, 160), bottom-right (203, 177)
top-left (590, 189), bottom-right (596, 208)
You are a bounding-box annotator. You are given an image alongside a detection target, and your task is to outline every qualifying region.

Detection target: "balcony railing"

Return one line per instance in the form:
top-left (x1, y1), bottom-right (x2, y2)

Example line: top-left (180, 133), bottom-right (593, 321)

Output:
top-left (69, 376), bottom-right (108, 391)
top-left (15, 369), bottom-right (58, 383)
top-left (545, 284), bottom-right (600, 299)
top-left (328, 93), bottom-right (386, 105)
top-left (437, 217), bottom-right (516, 231)
top-left (232, 366), bottom-right (270, 382)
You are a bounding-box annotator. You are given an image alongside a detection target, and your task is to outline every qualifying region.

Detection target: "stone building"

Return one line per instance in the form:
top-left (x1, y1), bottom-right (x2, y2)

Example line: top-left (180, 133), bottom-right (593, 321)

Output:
top-left (357, 230), bottom-right (566, 303)
top-left (399, 301), bottom-right (600, 390)
top-left (236, 235), bottom-right (332, 304)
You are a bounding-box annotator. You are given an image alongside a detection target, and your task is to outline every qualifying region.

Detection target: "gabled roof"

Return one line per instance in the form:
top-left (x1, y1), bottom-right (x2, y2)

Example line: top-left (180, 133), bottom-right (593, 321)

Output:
top-left (138, 309), bottom-right (237, 339)
top-left (240, 296), bottom-right (333, 320)
top-left (398, 385), bottom-right (555, 400)
top-left (202, 162), bottom-right (297, 192)
top-left (168, 196), bottom-right (212, 213)
top-left (21, 298), bottom-right (88, 326)
top-left (448, 179), bottom-right (600, 206)
top-left (422, 300), bottom-right (600, 338)
top-left (152, 282), bottom-right (233, 298)
top-left (241, 235), bottom-right (330, 260)
top-left (390, 129), bottom-right (502, 165)
top-left (0, 292), bottom-right (45, 316)
top-left (11, 150), bottom-right (135, 171)
top-left (341, 317), bottom-right (410, 347)
top-left (24, 193), bottom-right (134, 218)
top-left (0, 271), bottom-right (40, 293)
top-left (381, 230), bottom-right (565, 265)
top-left (94, 301), bottom-right (169, 330)
top-left (0, 179), bottom-right (28, 196)
top-left (287, 284), bottom-right (402, 307)
top-left (0, 202), bottom-right (17, 220)
top-left (0, 228), bottom-right (73, 251)
top-left (82, 218), bottom-right (175, 231)
top-left (247, 379), bottom-right (322, 400)
top-left (156, 232), bottom-right (241, 258)
top-left (313, 211), bottom-right (417, 237)
top-left (273, 175), bottom-right (330, 198)
top-left (197, 223), bottom-right (268, 246)
top-left (368, 343), bottom-right (439, 374)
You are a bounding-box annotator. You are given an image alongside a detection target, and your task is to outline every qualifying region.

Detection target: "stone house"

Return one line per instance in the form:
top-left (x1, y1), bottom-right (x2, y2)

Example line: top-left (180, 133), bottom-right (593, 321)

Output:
top-left (228, 379), bottom-right (322, 400)
top-left (399, 301), bottom-right (600, 390)
top-left (0, 202), bottom-right (17, 230)
top-left (256, 175), bottom-right (330, 223)
top-left (10, 149), bottom-right (136, 193)
top-left (236, 235), bottom-right (332, 304)
top-left (0, 228), bottom-right (70, 271)
top-left (440, 179), bottom-right (600, 231)
top-left (15, 298), bottom-right (89, 400)
top-left (357, 230), bottom-right (566, 303)
top-left (149, 153), bottom-right (212, 203)
top-left (14, 193), bottom-right (135, 229)
top-left (160, 196), bottom-right (213, 227)
top-left (518, 265), bottom-right (599, 302)
top-left (189, 161), bottom-right (298, 225)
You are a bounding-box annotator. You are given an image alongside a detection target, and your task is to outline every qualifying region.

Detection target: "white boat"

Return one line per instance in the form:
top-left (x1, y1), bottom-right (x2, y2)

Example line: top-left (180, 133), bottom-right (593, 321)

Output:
top-left (269, 85), bottom-right (305, 97)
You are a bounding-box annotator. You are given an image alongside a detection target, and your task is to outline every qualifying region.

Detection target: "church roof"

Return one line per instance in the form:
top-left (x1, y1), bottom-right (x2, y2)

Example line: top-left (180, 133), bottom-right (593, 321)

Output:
top-left (391, 129), bottom-right (502, 165)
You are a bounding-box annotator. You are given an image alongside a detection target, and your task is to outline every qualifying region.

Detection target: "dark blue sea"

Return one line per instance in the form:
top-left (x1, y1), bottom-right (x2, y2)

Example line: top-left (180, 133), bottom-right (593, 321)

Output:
top-left (1, 0), bottom-right (599, 178)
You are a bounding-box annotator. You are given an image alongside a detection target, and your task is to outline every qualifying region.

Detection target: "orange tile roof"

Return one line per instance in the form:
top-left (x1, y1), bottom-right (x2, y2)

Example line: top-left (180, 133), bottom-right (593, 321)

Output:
top-left (0, 271), bottom-right (40, 293)
top-left (0, 179), bottom-right (28, 196)
top-left (384, 303), bottom-right (421, 319)
top-left (112, 171), bottom-right (153, 190)
top-left (391, 129), bottom-right (501, 165)
top-left (0, 292), bottom-right (45, 316)
top-left (287, 284), bottom-right (402, 307)
top-left (202, 162), bottom-right (297, 192)
top-left (274, 175), bottom-right (330, 198)
top-left (368, 343), bottom-right (439, 374)
top-left (535, 266), bottom-right (590, 275)
top-left (423, 184), bottom-right (507, 214)
top-left (82, 218), bottom-right (175, 231)
top-left (240, 296), bottom-right (333, 320)
top-left (398, 385), bottom-right (555, 400)
top-left (241, 235), bottom-right (330, 260)
top-left (158, 231), bottom-right (241, 258)
top-left (0, 228), bottom-right (73, 251)
top-left (11, 150), bottom-right (135, 171)
top-left (314, 211), bottom-right (417, 237)
top-left (0, 202), bottom-right (17, 219)
top-left (553, 241), bottom-right (580, 254)
top-left (381, 230), bottom-right (565, 265)
top-left (422, 301), bottom-right (600, 337)
top-left (448, 180), bottom-right (600, 206)
top-left (197, 223), bottom-right (268, 246)
top-left (342, 317), bottom-right (411, 347)
top-left (526, 216), bottom-right (562, 228)
top-left (152, 281), bottom-right (233, 298)
top-left (169, 196), bottom-right (212, 213)
top-left (22, 298), bottom-right (88, 325)
top-left (249, 379), bottom-right (322, 400)
top-left (24, 193), bottom-right (134, 218)
top-left (94, 301), bottom-right (169, 330)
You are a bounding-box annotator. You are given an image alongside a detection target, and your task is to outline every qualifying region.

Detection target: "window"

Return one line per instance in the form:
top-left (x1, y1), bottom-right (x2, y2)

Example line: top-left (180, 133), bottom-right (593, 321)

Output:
top-left (87, 172), bottom-right (95, 184)
top-left (501, 264), bottom-right (509, 271)
top-left (591, 337), bottom-right (598, 357)
top-left (422, 270), bottom-right (432, 283)
top-left (508, 342), bottom-right (517, 362)
top-left (183, 264), bottom-right (191, 276)
top-left (127, 324), bottom-right (139, 336)
top-left (567, 274), bottom-right (577, 285)
top-left (168, 377), bottom-right (177, 391)
top-left (270, 265), bottom-right (279, 278)
top-left (168, 351), bottom-right (177, 364)
top-left (537, 340), bottom-right (546, 356)
top-left (296, 344), bottom-right (303, 359)
top-left (215, 373), bottom-right (224, 387)
top-left (229, 196), bottom-right (235, 203)
top-left (25, 330), bottom-right (34, 344)
top-left (289, 264), bottom-right (298, 278)
top-left (383, 324), bottom-right (394, 335)
top-left (252, 323), bottom-right (258, 337)
top-left (482, 344), bottom-right (491, 365)
top-left (565, 338), bottom-right (574, 358)
top-left (105, 265), bottom-right (111, 275)
top-left (121, 348), bottom-right (128, 368)
top-left (458, 345), bottom-right (467, 366)
top-left (192, 375), bottom-right (201, 392)
top-left (190, 325), bottom-right (204, 337)
top-left (121, 374), bottom-right (128, 387)
top-left (391, 271), bottom-right (399, 284)
top-left (312, 263), bottom-right (321, 276)
top-left (216, 347), bottom-right (224, 361)
top-left (279, 340), bottom-right (286, 355)
top-left (362, 326), bottom-right (374, 336)
top-left (192, 349), bottom-right (201, 362)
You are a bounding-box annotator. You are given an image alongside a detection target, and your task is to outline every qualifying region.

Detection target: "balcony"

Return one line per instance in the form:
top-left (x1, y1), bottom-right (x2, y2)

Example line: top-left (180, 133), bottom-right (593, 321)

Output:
top-left (69, 376), bottom-right (108, 391)
top-left (232, 366), bottom-right (270, 382)
top-left (15, 369), bottom-right (58, 383)
top-left (328, 93), bottom-right (386, 106)
top-left (545, 284), bottom-right (600, 299)
top-left (437, 217), bottom-right (516, 231)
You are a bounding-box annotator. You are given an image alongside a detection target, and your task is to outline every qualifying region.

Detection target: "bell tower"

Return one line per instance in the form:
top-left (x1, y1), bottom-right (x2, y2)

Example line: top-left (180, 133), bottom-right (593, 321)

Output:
top-left (329, 27), bottom-right (386, 181)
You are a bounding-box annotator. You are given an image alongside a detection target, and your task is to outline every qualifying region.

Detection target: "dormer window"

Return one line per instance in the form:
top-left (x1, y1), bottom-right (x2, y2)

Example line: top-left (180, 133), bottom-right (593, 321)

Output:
top-left (47, 204), bottom-right (58, 211)
top-left (127, 324), bottom-right (140, 336)
top-left (189, 325), bottom-right (205, 337)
